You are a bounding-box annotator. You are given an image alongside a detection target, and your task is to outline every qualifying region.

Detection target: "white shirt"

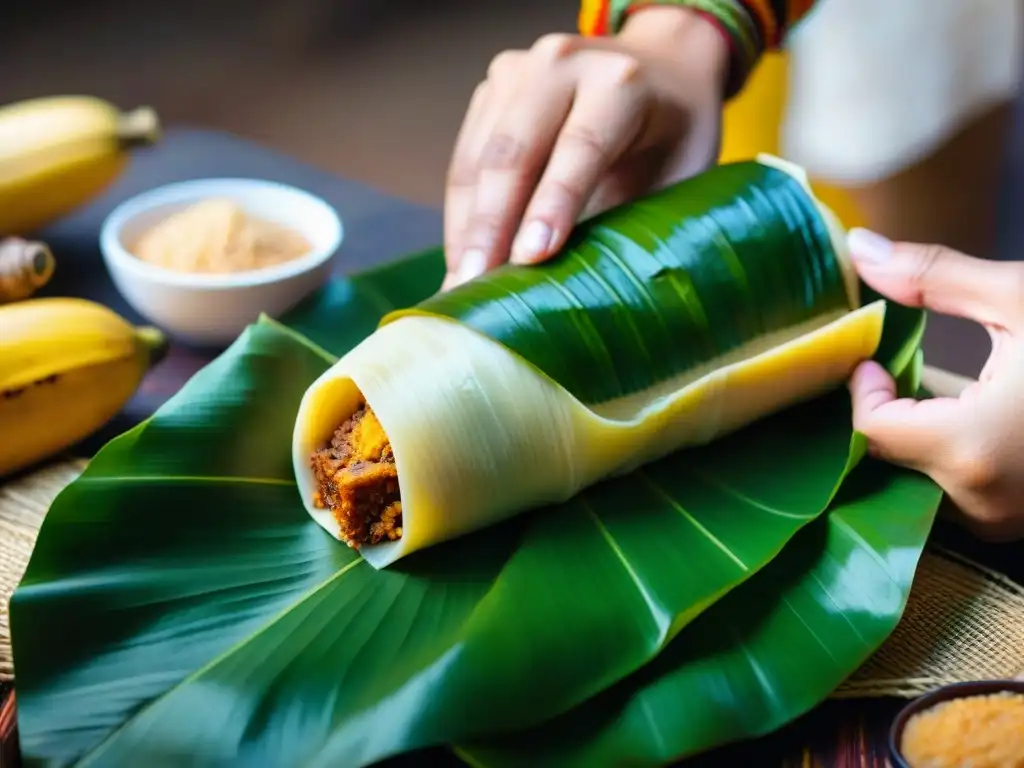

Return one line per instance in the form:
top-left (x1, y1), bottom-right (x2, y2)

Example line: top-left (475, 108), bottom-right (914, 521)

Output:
top-left (782, 0), bottom-right (1022, 184)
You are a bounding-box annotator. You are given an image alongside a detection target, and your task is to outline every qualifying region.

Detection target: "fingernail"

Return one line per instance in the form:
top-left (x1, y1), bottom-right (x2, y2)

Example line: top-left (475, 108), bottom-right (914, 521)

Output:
top-left (847, 228), bottom-right (893, 264)
top-left (511, 220), bottom-right (554, 265)
top-left (454, 248), bottom-right (488, 286)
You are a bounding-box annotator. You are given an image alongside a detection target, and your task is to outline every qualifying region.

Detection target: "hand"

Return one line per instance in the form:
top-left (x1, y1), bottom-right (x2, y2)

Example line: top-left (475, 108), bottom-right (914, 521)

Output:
top-left (442, 7), bottom-right (730, 289)
top-left (846, 228), bottom-right (1024, 542)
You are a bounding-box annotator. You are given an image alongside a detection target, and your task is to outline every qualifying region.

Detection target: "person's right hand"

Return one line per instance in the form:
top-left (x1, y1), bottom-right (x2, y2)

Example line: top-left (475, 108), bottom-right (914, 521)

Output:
top-left (442, 6), bottom-right (731, 290)
top-left (846, 229), bottom-right (1024, 542)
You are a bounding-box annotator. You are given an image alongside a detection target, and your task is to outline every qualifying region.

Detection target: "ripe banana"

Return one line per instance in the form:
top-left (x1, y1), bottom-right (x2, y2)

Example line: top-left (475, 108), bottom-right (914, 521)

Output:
top-left (0, 297), bottom-right (168, 476)
top-left (0, 95), bottom-right (161, 236)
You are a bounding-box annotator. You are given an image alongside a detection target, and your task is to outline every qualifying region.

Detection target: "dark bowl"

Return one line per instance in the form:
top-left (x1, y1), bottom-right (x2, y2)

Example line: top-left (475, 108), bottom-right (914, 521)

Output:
top-left (889, 678), bottom-right (1024, 768)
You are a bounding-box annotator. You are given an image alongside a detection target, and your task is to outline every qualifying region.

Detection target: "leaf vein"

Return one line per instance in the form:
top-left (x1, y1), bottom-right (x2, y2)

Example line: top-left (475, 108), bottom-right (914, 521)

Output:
top-left (78, 557), bottom-right (366, 765)
top-left (581, 500), bottom-right (672, 638)
top-left (685, 467), bottom-right (810, 521)
top-left (637, 471), bottom-right (748, 572)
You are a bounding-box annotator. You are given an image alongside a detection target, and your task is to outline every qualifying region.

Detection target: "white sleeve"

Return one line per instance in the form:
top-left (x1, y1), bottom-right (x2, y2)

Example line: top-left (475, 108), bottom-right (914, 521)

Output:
top-left (781, 0), bottom-right (1022, 185)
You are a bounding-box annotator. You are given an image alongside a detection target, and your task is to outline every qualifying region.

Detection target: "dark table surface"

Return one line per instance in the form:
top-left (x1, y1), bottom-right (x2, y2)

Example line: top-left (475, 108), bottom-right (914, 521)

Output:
top-left (32, 126), bottom-right (993, 412)
top-left (0, 128), bottom-right (1005, 767)
top-left (26, 127), bottom-right (444, 453)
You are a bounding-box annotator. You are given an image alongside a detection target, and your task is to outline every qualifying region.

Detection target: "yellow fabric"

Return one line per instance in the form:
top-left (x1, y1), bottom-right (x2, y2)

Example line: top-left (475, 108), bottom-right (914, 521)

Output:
top-left (719, 52), bottom-right (868, 229)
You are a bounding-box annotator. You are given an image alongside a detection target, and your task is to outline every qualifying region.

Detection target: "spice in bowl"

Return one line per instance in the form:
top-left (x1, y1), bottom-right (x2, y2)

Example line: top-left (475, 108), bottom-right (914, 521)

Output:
top-left (131, 198), bottom-right (312, 275)
top-left (899, 690), bottom-right (1024, 768)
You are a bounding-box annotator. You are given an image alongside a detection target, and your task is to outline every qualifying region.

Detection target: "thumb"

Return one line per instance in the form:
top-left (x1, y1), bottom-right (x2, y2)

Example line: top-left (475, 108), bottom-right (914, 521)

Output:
top-left (848, 360), bottom-right (961, 472)
top-left (846, 228), bottom-right (1024, 328)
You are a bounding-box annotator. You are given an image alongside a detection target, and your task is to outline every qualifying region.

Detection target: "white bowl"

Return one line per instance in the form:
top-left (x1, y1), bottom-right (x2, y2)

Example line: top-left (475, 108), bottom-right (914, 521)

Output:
top-left (100, 177), bottom-right (343, 347)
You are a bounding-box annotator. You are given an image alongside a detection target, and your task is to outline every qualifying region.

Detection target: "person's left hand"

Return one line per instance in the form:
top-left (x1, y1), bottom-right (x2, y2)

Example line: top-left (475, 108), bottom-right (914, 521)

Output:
top-left (846, 228), bottom-right (1024, 542)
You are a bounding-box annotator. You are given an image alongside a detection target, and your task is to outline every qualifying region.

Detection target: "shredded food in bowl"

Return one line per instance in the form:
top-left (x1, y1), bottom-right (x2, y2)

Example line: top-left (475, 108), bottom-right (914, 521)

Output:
top-left (132, 198), bottom-right (311, 275)
top-left (900, 691), bottom-right (1024, 768)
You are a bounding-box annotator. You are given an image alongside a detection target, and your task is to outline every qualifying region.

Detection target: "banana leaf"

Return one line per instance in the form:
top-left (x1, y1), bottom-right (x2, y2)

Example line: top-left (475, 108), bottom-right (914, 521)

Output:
top-left (458, 459), bottom-right (943, 767)
top-left (9, 319), bottom-right (868, 767)
top-left (10, 162), bottom-right (929, 767)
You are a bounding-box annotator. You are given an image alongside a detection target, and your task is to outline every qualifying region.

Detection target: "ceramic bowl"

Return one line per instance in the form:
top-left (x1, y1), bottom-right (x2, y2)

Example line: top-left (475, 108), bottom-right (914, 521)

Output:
top-left (100, 177), bottom-right (343, 347)
top-left (888, 678), bottom-right (1024, 767)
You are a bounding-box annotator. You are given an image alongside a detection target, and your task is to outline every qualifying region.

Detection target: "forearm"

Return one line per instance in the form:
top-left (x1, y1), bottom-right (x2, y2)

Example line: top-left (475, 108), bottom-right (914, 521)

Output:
top-left (616, 6), bottom-right (732, 96)
top-left (579, 0), bottom-right (818, 96)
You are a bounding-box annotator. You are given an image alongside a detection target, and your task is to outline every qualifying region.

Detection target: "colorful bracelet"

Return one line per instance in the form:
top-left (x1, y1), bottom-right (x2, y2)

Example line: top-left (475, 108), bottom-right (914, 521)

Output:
top-left (579, 0), bottom-right (768, 97)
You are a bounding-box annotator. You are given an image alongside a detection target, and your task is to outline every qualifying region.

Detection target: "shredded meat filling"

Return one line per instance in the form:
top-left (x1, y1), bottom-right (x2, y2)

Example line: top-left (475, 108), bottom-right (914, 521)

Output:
top-left (309, 401), bottom-right (403, 548)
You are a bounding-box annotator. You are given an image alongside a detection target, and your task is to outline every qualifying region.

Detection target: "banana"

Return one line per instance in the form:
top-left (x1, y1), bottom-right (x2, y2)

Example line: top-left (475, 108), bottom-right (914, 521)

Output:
top-left (0, 297), bottom-right (168, 476)
top-left (0, 95), bottom-right (161, 236)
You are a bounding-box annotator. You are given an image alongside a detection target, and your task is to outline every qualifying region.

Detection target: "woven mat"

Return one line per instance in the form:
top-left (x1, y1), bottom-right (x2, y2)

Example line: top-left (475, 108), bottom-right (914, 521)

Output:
top-left (1, 460), bottom-right (87, 679)
top-left (2, 461), bottom-right (1023, 695)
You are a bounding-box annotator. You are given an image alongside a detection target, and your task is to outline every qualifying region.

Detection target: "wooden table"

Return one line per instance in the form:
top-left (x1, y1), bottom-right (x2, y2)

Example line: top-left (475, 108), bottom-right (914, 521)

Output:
top-left (0, 129), bottom-right (1007, 767)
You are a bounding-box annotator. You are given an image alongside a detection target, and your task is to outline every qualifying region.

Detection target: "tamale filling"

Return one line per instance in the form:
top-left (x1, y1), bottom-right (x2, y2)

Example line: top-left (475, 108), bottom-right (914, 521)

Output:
top-left (309, 401), bottom-right (403, 548)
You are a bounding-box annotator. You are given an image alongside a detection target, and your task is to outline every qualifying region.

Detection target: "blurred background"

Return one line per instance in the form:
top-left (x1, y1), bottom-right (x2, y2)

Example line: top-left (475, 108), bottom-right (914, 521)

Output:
top-left (2, 0), bottom-right (1021, 257)
top-left (0, 0), bottom-right (572, 206)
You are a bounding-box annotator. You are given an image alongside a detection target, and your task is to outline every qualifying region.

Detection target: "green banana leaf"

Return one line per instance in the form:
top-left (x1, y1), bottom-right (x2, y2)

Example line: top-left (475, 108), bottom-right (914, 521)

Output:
top-left (9, 320), bottom-right (864, 768)
top-left (10, 163), bottom-right (929, 767)
top-left (308, 161), bottom-right (855, 405)
top-left (459, 460), bottom-right (943, 767)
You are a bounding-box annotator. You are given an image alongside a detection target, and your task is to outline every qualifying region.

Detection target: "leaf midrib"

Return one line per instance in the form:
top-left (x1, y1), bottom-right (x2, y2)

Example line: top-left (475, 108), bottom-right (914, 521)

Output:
top-left (76, 557), bottom-right (367, 766)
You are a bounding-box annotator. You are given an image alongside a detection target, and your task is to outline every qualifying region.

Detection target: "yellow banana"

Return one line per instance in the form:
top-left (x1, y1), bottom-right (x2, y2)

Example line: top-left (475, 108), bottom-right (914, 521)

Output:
top-left (0, 95), bottom-right (161, 236)
top-left (0, 297), bottom-right (168, 476)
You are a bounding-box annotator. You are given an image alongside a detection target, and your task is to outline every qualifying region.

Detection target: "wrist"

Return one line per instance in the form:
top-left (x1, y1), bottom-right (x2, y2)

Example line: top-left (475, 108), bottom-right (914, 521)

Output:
top-left (618, 6), bottom-right (732, 98)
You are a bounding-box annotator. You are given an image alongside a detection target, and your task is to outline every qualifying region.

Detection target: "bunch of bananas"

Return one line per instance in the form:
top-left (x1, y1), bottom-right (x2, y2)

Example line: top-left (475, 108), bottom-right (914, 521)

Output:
top-left (0, 96), bottom-right (167, 477)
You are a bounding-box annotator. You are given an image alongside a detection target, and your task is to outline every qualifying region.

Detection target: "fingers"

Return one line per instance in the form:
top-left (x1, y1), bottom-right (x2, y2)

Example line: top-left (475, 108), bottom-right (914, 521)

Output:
top-left (444, 49), bottom-right (538, 287)
top-left (848, 360), bottom-right (962, 472)
top-left (576, 143), bottom-right (674, 222)
top-left (444, 81), bottom-right (493, 281)
top-left (454, 77), bottom-right (575, 280)
top-left (846, 228), bottom-right (1024, 328)
top-left (845, 231), bottom-right (1024, 542)
top-left (509, 52), bottom-right (647, 265)
top-left (442, 38), bottom-right (578, 289)
top-left (444, 35), bottom-right (654, 288)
